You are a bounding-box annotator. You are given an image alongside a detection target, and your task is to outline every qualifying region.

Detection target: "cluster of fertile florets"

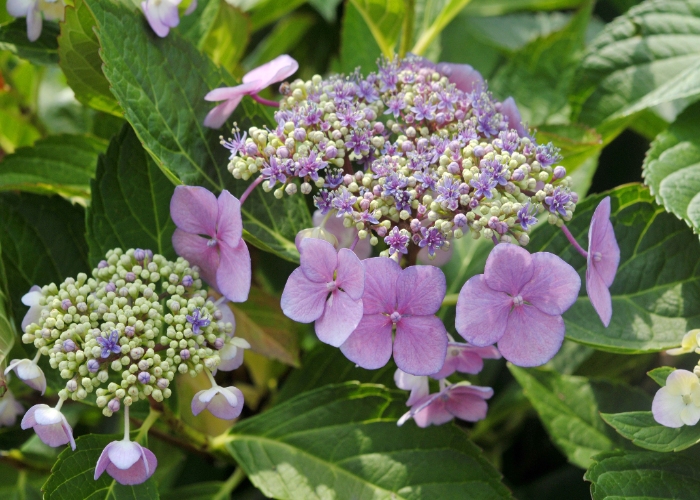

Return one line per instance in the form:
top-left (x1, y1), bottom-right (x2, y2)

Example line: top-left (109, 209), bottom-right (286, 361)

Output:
top-left (222, 55), bottom-right (578, 259)
top-left (21, 248), bottom-right (233, 416)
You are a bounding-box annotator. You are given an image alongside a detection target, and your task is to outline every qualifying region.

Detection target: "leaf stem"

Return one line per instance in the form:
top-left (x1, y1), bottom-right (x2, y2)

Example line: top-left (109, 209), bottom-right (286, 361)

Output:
top-left (135, 407), bottom-right (161, 444)
top-left (399, 0), bottom-right (416, 58)
top-left (213, 467), bottom-right (246, 500)
top-left (442, 293), bottom-right (458, 307)
top-left (411, 0), bottom-right (474, 56)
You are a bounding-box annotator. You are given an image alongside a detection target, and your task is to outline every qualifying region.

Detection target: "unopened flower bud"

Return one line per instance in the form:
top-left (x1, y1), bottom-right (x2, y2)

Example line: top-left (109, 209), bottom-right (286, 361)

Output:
top-left (66, 380), bottom-right (78, 391)
top-left (108, 398), bottom-right (120, 412)
top-left (180, 349), bottom-right (190, 360)
top-left (553, 166), bottom-right (566, 180)
top-left (63, 339), bottom-right (76, 352)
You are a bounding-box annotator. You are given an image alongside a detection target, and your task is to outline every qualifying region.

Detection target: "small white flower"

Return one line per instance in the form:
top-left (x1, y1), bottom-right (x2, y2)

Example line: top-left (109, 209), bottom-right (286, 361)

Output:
top-left (394, 368), bottom-right (429, 406)
top-left (5, 358), bottom-right (46, 395)
top-left (652, 369), bottom-right (700, 428)
top-left (217, 337), bottom-right (251, 372)
top-left (21, 404), bottom-right (75, 449)
top-left (667, 330), bottom-right (700, 356)
top-left (191, 385), bottom-right (244, 420)
top-left (5, 0), bottom-right (64, 42)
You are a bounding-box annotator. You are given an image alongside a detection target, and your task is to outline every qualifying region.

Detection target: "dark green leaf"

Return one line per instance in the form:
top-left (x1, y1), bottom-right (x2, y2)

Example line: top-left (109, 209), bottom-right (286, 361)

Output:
top-left (643, 101), bottom-right (700, 238)
top-left (340, 1), bottom-right (382, 75)
top-left (529, 184), bottom-right (700, 353)
top-left (0, 19), bottom-right (59, 65)
top-left (226, 382), bottom-right (513, 500)
top-left (0, 134), bottom-right (106, 201)
top-left (243, 13), bottom-right (316, 71)
top-left (571, 0), bottom-right (700, 138)
top-left (649, 366), bottom-right (676, 386)
top-left (509, 365), bottom-right (651, 468)
top-left (0, 239), bottom-right (14, 371)
top-left (86, 124), bottom-right (177, 267)
top-left (601, 411), bottom-right (700, 452)
top-left (160, 482), bottom-right (223, 500)
top-left (276, 343), bottom-right (395, 403)
top-left (58, 0), bottom-right (122, 116)
top-left (43, 433), bottom-right (159, 500)
top-left (248, 0), bottom-right (308, 31)
top-left (0, 193), bottom-right (89, 328)
top-left (585, 450), bottom-right (700, 500)
top-left (84, 0), bottom-right (311, 263)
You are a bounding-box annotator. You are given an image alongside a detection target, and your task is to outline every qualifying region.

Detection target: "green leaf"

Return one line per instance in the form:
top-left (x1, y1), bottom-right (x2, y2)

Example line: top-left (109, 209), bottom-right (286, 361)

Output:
top-left (0, 193), bottom-right (89, 328)
top-left (412, 0), bottom-right (474, 56)
top-left (528, 184), bottom-right (700, 353)
top-left (463, 0), bottom-right (588, 16)
top-left (340, 1), bottom-right (382, 75)
top-left (601, 411), bottom-right (700, 452)
top-left (489, 1), bottom-right (593, 125)
top-left (348, 0), bottom-right (405, 57)
top-left (243, 12), bottom-right (316, 71)
top-left (248, 0), bottom-right (309, 31)
top-left (160, 482), bottom-right (223, 500)
top-left (83, 0), bottom-right (311, 262)
top-left (585, 450), bottom-right (700, 500)
top-left (276, 343), bottom-right (395, 404)
top-left (226, 382), bottom-right (513, 500)
top-left (0, 240), bottom-right (14, 372)
top-left (648, 366), bottom-right (676, 386)
top-left (86, 124), bottom-right (177, 267)
top-left (309, 0), bottom-right (342, 22)
top-left (58, 0), bottom-right (122, 116)
top-left (643, 101), bottom-right (700, 239)
top-left (0, 134), bottom-right (106, 202)
top-left (571, 0), bottom-right (700, 138)
top-left (0, 19), bottom-right (60, 65)
top-left (509, 366), bottom-right (651, 468)
top-left (43, 433), bottom-right (159, 500)
top-left (228, 286), bottom-right (300, 367)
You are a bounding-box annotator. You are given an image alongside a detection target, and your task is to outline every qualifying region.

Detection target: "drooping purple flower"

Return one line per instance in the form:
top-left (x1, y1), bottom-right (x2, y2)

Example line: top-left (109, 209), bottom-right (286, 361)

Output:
top-left (384, 94), bottom-right (406, 118)
top-left (21, 404), bottom-right (75, 450)
top-left (516, 202), bottom-right (538, 231)
top-left (5, 359), bottom-right (46, 394)
top-left (397, 382), bottom-right (493, 428)
top-left (435, 176), bottom-right (460, 211)
top-left (455, 244), bottom-right (580, 366)
top-left (431, 335), bottom-right (501, 379)
top-left (170, 186), bottom-right (251, 302)
top-left (192, 384), bottom-right (244, 420)
top-left (544, 187), bottom-right (570, 217)
top-left (332, 190), bottom-right (357, 217)
top-left (536, 143), bottom-right (563, 167)
top-left (384, 227), bottom-right (409, 256)
top-left (97, 330), bottom-right (122, 359)
top-left (281, 239), bottom-right (365, 347)
top-left (186, 308), bottom-right (211, 335)
top-left (340, 259), bottom-right (448, 375)
top-left (95, 440), bottom-right (158, 485)
top-left (417, 227), bottom-right (445, 257)
top-left (586, 197), bottom-right (620, 327)
top-left (470, 172), bottom-right (497, 199)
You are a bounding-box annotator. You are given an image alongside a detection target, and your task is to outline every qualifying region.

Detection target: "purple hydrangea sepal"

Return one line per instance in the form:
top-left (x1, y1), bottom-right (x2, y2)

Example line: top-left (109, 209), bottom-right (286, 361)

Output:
top-left (97, 330), bottom-right (122, 359)
top-left (95, 440), bottom-right (158, 485)
top-left (455, 244), bottom-right (580, 367)
top-left (21, 404), bottom-right (75, 450)
top-left (431, 336), bottom-right (501, 379)
top-left (586, 196), bottom-right (620, 327)
top-left (397, 382), bottom-right (493, 428)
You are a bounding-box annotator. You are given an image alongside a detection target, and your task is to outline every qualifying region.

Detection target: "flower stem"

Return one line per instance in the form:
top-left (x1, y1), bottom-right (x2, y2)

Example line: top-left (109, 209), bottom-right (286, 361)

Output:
top-left (135, 407), bottom-right (161, 444)
top-left (54, 394), bottom-right (66, 412)
top-left (32, 350), bottom-right (41, 364)
top-left (205, 367), bottom-right (218, 388)
top-left (251, 94), bottom-right (280, 107)
top-left (491, 235), bottom-right (499, 246)
top-left (442, 293), bottom-right (458, 307)
top-left (213, 468), bottom-right (246, 500)
top-left (349, 234), bottom-right (360, 251)
top-left (123, 405), bottom-right (130, 441)
top-left (240, 176), bottom-right (264, 205)
top-left (560, 224), bottom-right (588, 259)
top-left (320, 210), bottom-right (334, 229)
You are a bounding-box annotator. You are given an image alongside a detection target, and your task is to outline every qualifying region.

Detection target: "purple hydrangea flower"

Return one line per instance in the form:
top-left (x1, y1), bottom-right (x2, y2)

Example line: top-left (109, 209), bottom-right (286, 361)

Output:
top-left (337, 105), bottom-right (363, 128)
top-left (384, 227), bottom-right (409, 255)
top-left (355, 210), bottom-right (380, 225)
top-left (340, 259), bottom-right (448, 375)
top-left (97, 331), bottom-right (122, 359)
top-left (324, 170), bottom-right (344, 189)
top-left (586, 197), bottom-right (620, 327)
top-left (345, 129), bottom-right (370, 156)
top-left (332, 190), bottom-right (357, 217)
top-left (261, 156), bottom-right (287, 188)
top-left (384, 94), bottom-right (406, 118)
top-left (417, 227), bottom-right (445, 257)
top-left (470, 173), bottom-right (497, 199)
top-left (516, 202), bottom-right (538, 231)
top-left (397, 382), bottom-right (493, 428)
top-left (410, 98), bottom-right (437, 121)
top-left (192, 385), bottom-right (244, 420)
top-left (435, 176), bottom-right (460, 211)
top-left (382, 173), bottom-right (408, 198)
top-left (221, 129), bottom-right (247, 159)
top-left (455, 244), bottom-right (580, 366)
top-left (356, 80), bottom-right (380, 102)
top-left (186, 308), bottom-right (211, 335)
top-left (281, 239), bottom-right (365, 347)
top-left (95, 440), bottom-right (157, 485)
top-left (536, 143), bottom-right (563, 167)
top-left (431, 336), bottom-right (501, 379)
top-left (498, 130), bottom-right (520, 154)
top-left (544, 187), bottom-right (570, 216)
top-left (21, 404), bottom-right (76, 450)
top-left (314, 191), bottom-right (334, 214)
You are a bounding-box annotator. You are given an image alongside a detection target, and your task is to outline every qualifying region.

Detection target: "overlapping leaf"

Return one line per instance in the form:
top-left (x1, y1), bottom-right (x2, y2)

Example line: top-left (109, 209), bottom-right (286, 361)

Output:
top-left (602, 412), bottom-right (700, 453)
top-left (0, 134), bottom-right (106, 201)
top-left (0, 19), bottom-right (59, 65)
top-left (509, 366), bottom-right (650, 468)
top-left (463, 0), bottom-right (588, 16)
top-left (86, 124), bottom-right (177, 267)
top-left (227, 382), bottom-right (513, 500)
top-left (348, 0), bottom-right (404, 57)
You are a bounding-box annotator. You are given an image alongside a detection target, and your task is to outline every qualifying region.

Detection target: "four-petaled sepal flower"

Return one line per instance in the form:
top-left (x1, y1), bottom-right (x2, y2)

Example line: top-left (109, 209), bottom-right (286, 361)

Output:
top-left (95, 440), bottom-right (158, 485)
top-left (652, 370), bottom-right (700, 428)
top-left (586, 196), bottom-right (620, 327)
top-left (191, 385), bottom-right (244, 420)
top-left (21, 404), bottom-right (75, 450)
top-left (5, 358), bottom-right (46, 395)
top-left (398, 382), bottom-right (493, 428)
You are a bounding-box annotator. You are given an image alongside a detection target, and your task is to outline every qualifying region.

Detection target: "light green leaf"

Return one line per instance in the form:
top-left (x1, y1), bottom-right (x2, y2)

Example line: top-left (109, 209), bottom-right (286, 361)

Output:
top-left (509, 366), bottom-right (651, 468)
top-left (585, 450), bottom-right (700, 499)
top-left (229, 286), bottom-right (300, 367)
top-left (601, 411), bottom-right (700, 452)
top-left (340, 1), bottom-right (382, 75)
top-left (58, 0), bottom-right (122, 116)
top-left (249, 0), bottom-right (309, 31)
top-left (528, 184), bottom-right (700, 353)
top-left (412, 0), bottom-right (472, 56)
top-left (463, 0), bottom-right (588, 16)
top-left (83, 0), bottom-right (311, 262)
top-left (643, 101), bottom-right (700, 239)
top-left (0, 19), bottom-right (59, 65)
top-left (0, 193), bottom-right (89, 328)
top-left (571, 0), bottom-right (700, 138)
top-left (348, 0), bottom-right (405, 57)
top-left (648, 366), bottom-right (676, 386)
top-left (86, 124), bottom-right (177, 267)
top-left (226, 382), bottom-right (513, 500)
top-left (0, 134), bottom-right (106, 202)
top-left (243, 13), bottom-right (316, 71)
top-left (42, 433), bottom-right (159, 500)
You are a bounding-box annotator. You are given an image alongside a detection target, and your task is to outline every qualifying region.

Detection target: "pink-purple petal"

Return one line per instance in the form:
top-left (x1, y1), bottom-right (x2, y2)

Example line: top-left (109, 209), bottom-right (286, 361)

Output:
top-left (34, 422), bottom-right (71, 448)
top-left (484, 243), bottom-right (534, 296)
top-left (20, 404), bottom-right (41, 429)
top-left (191, 389), bottom-right (208, 416)
top-left (105, 447), bottom-right (157, 485)
top-left (170, 186), bottom-right (218, 236)
top-left (501, 97), bottom-right (528, 137)
top-left (413, 396), bottom-right (454, 428)
top-left (216, 190), bottom-right (243, 248)
top-left (340, 314), bottom-right (393, 369)
top-left (242, 55), bottom-right (299, 88)
top-left (361, 257), bottom-right (401, 314)
top-left (217, 241), bottom-right (251, 303)
top-left (589, 197), bottom-right (620, 287)
top-left (587, 265), bottom-right (613, 327)
top-left (436, 62), bottom-right (484, 93)
top-left (206, 387), bottom-right (244, 420)
top-left (205, 81), bottom-right (261, 102)
top-left (498, 306), bottom-right (565, 367)
top-left (335, 249), bottom-right (364, 300)
top-left (315, 290), bottom-right (363, 347)
top-left (300, 238), bottom-right (338, 284)
top-left (520, 252), bottom-right (581, 316)
top-left (455, 275), bottom-right (511, 347)
top-left (107, 440), bottom-right (142, 470)
top-left (203, 96), bottom-right (245, 129)
top-left (445, 386), bottom-right (492, 422)
top-left (394, 315), bottom-right (448, 376)
top-left (396, 265), bottom-right (446, 316)
top-left (280, 268), bottom-right (329, 323)
top-left (172, 229), bottom-right (219, 290)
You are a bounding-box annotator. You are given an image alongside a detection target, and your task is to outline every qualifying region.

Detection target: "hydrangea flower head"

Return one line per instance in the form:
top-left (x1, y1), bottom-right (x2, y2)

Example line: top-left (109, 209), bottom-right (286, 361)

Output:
top-left (455, 244), bottom-right (580, 367)
top-left (586, 196), bottom-right (620, 327)
top-left (340, 258), bottom-right (448, 376)
top-left (652, 370), bottom-right (700, 428)
top-left (170, 186), bottom-right (251, 302)
top-left (281, 238), bottom-right (365, 347)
